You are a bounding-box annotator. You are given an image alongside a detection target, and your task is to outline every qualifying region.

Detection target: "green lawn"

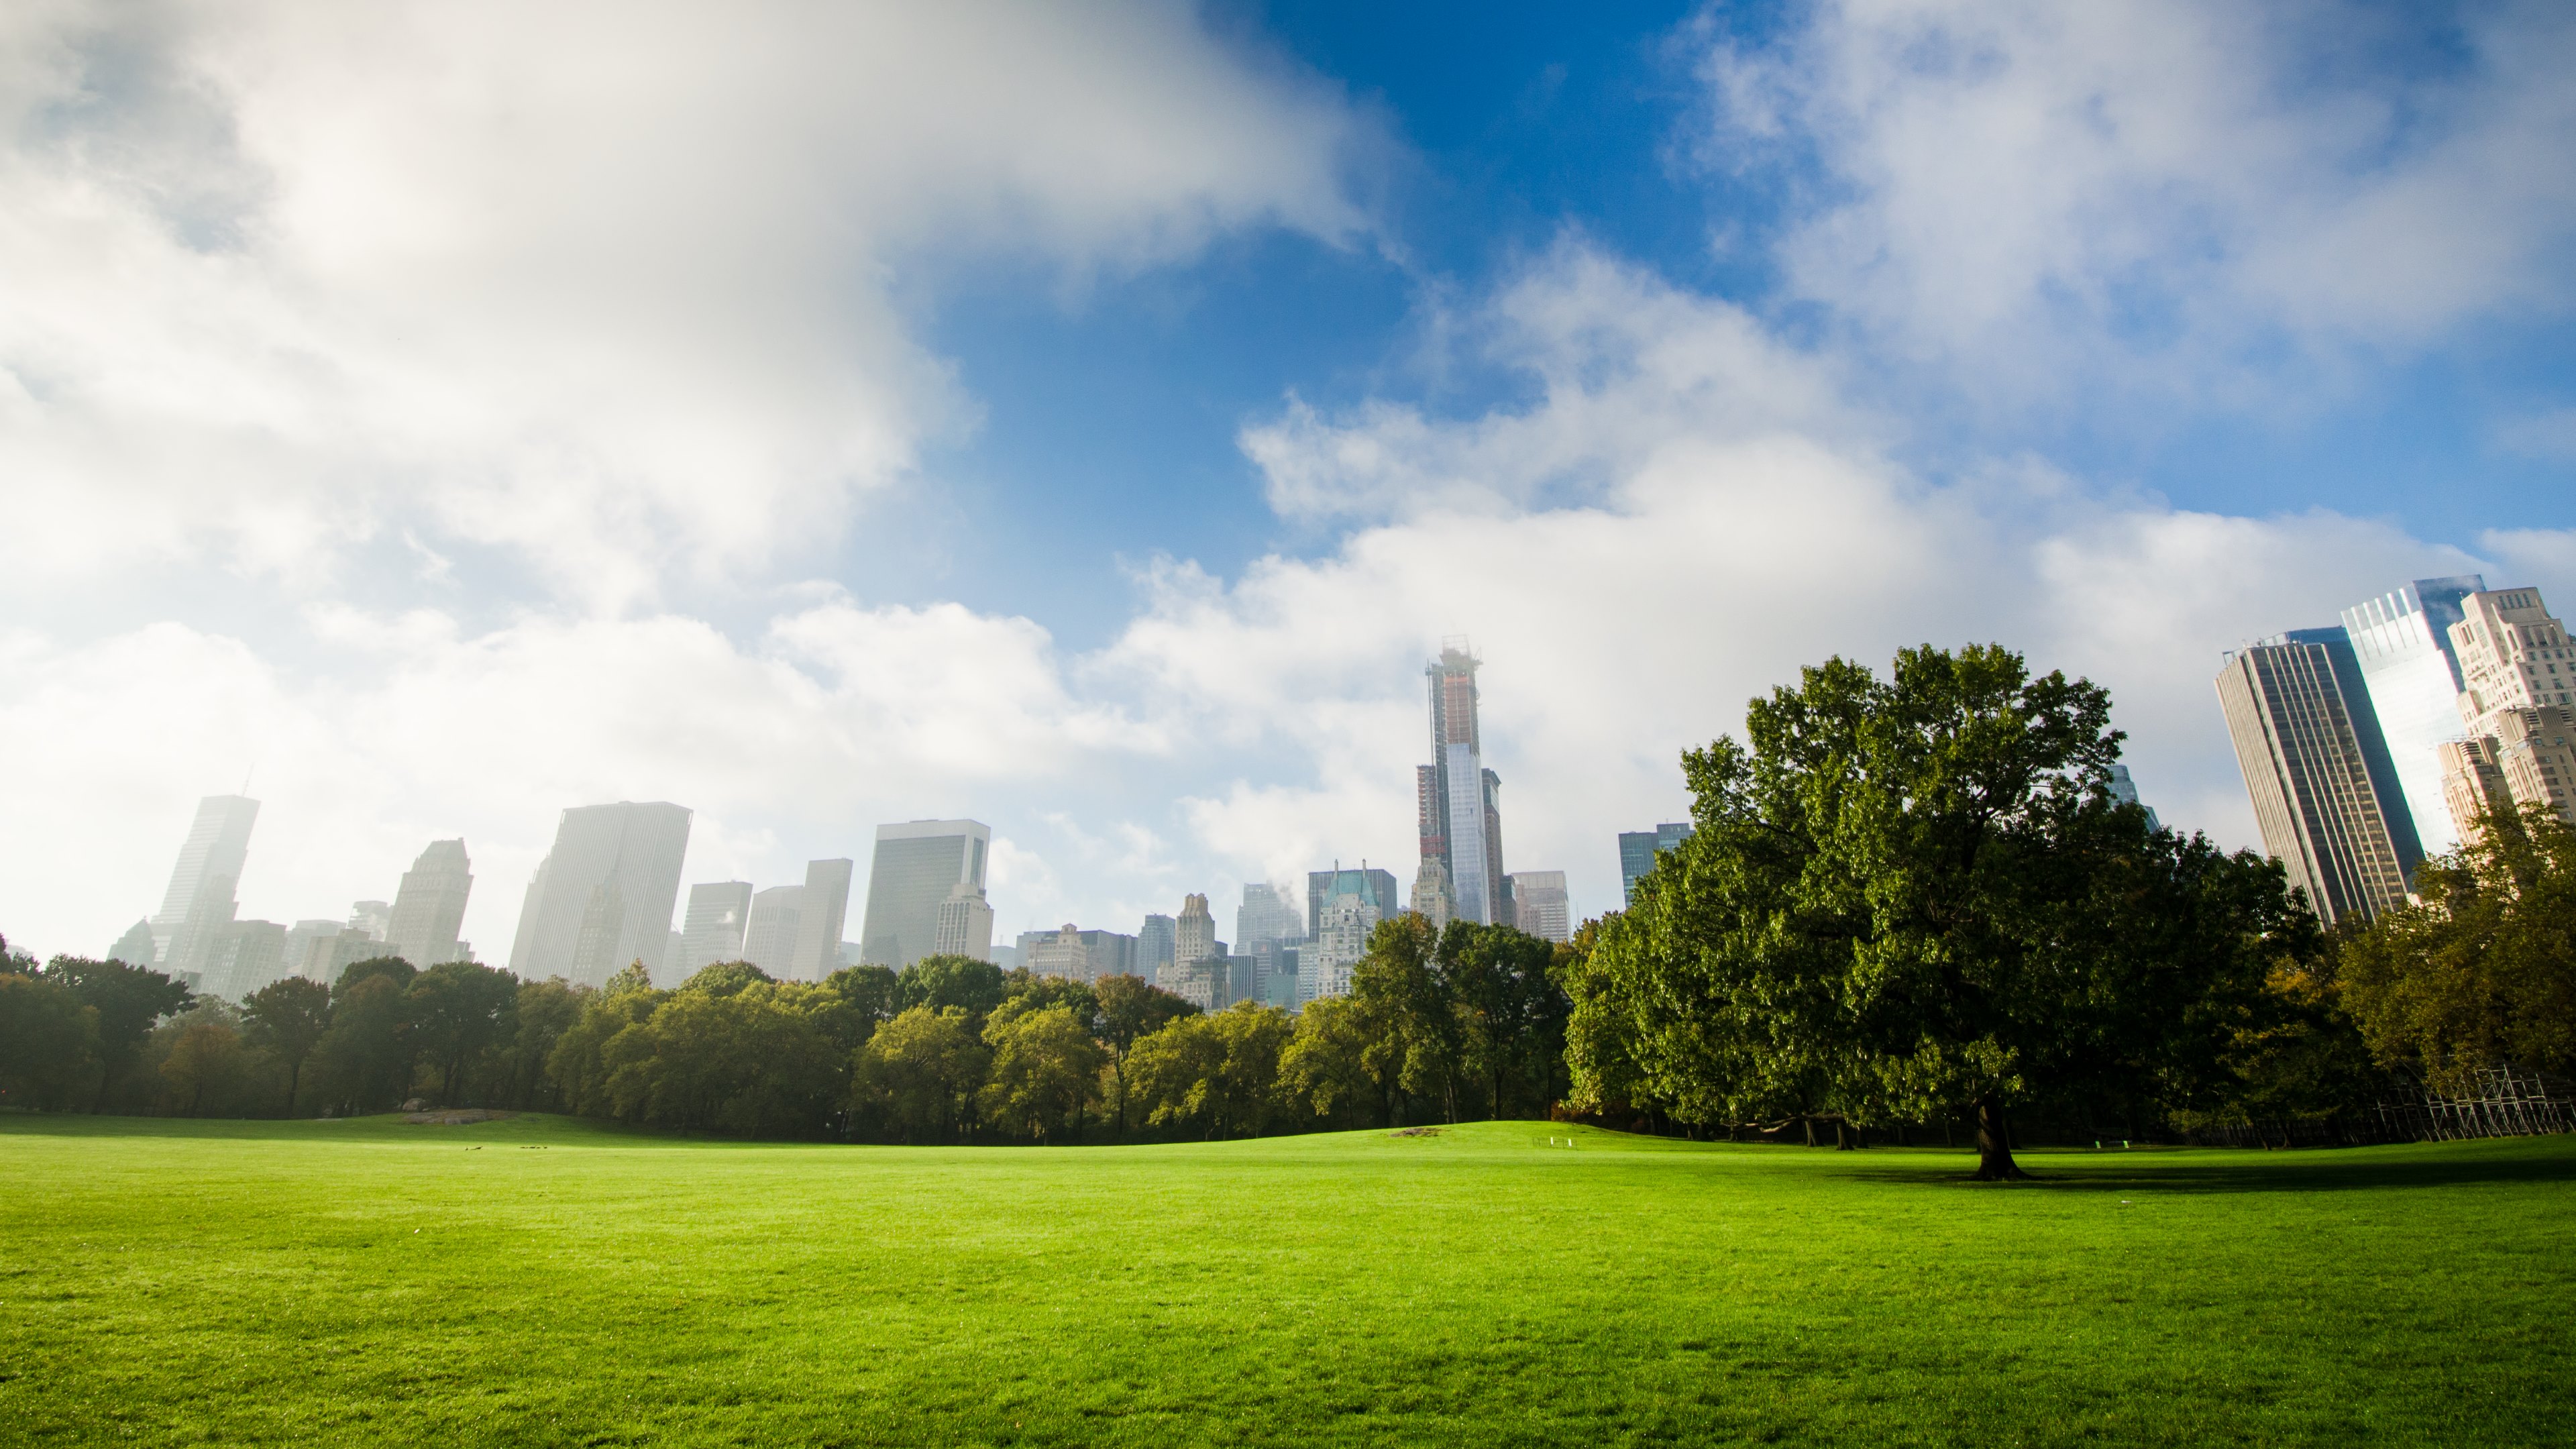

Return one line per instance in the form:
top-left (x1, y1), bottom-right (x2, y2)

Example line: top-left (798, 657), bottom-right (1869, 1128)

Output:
top-left (1, 1116), bottom-right (2569, 1446)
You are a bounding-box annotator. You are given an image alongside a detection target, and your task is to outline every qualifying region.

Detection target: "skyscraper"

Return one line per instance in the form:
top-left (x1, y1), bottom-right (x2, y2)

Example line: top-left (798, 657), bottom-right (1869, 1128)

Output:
top-left (1421, 640), bottom-right (1507, 924)
top-left (1136, 913), bottom-right (1176, 983)
top-left (2342, 576), bottom-right (2485, 853)
top-left (1505, 870), bottom-right (1571, 943)
top-left (150, 795), bottom-right (260, 967)
top-left (2438, 587), bottom-right (2576, 841)
top-left (108, 919), bottom-right (156, 967)
top-left (790, 858), bottom-right (855, 982)
top-left (934, 884), bottom-right (996, 961)
top-left (386, 839), bottom-right (473, 967)
top-left (675, 881), bottom-right (754, 977)
top-left (1617, 822), bottom-right (1693, 907)
top-left (1305, 865), bottom-right (1398, 941)
top-left (506, 801), bottom-right (693, 988)
top-left (2105, 766), bottom-right (2162, 833)
top-left (1235, 883), bottom-right (1301, 952)
top-left (741, 885), bottom-right (804, 975)
top-left (1408, 858), bottom-right (1452, 930)
top-left (859, 820), bottom-right (990, 968)
top-left (1175, 894), bottom-right (1217, 966)
top-left (198, 920), bottom-right (287, 1001)
top-left (2216, 635), bottom-right (2414, 926)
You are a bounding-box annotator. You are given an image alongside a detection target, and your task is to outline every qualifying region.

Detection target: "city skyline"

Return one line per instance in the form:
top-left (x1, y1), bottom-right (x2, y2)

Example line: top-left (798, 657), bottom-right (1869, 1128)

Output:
top-left (5, 5), bottom-right (2571, 965)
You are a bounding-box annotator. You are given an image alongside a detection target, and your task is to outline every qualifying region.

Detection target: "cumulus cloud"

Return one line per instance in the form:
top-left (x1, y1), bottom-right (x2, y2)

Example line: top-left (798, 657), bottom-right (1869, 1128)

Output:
top-left (1697, 0), bottom-right (2576, 401)
top-left (0, 0), bottom-right (1371, 606)
top-left (1122, 248), bottom-right (2493, 914)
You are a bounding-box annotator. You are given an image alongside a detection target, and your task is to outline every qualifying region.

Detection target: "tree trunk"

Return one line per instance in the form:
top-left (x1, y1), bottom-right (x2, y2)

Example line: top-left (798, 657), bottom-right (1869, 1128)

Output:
top-left (1973, 1096), bottom-right (2025, 1181)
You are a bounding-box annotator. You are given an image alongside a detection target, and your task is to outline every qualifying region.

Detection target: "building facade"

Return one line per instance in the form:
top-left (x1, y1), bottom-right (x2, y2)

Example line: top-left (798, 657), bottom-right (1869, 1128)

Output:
top-left (2341, 576), bottom-right (2485, 853)
top-left (1505, 870), bottom-right (1571, 943)
top-left (1136, 914), bottom-right (1176, 983)
top-left (788, 858), bottom-right (855, 982)
top-left (675, 881), bottom-right (755, 977)
top-left (1421, 641), bottom-right (1508, 924)
top-left (506, 802), bottom-right (692, 988)
top-left (859, 820), bottom-right (991, 969)
top-left (149, 794), bottom-right (261, 969)
top-left (741, 885), bottom-right (804, 975)
top-left (2441, 588), bottom-right (2576, 840)
top-left (1408, 858), bottom-right (1453, 931)
top-left (1617, 822), bottom-right (1693, 907)
top-left (933, 884), bottom-right (996, 961)
top-left (386, 839), bottom-right (473, 968)
top-left (2216, 636), bottom-right (2414, 926)
top-left (1174, 894), bottom-right (1217, 969)
top-left (1305, 866), bottom-right (1398, 941)
top-left (1235, 883), bottom-right (1301, 952)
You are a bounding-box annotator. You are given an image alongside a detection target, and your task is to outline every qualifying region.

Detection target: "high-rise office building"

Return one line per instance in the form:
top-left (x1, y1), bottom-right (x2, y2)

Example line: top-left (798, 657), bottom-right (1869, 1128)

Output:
top-left (1236, 883), bottom-right (1301, 952)
top-left (1421, 640), bottom-right (1508, 924)
top-left (787, 858), bottom-right (854, 982)
top-left (674, 881), bottom-right (754, 977)
top-left (2341, 576), bottom-right (2484, 853)
top-left (149, 795), bottom-right (260, 967)
top-left (934, 884), bottom-right (996, 961)
top-left (2216, 634), bottom-right (2414, 926)
top-left (1409, 859), bottom-right (1453, 930)
top-left (1617, 822), bottom-right (1693, 907)
top-left (199, 920), bottom-right (288, 1001)
top-left (347, 900), bottom-right (392, 943)
top-left (741, 885), bottom-right (804, 975)
top-left (859, 820), bottom-right (990, 968)
top-left (1175, 894), bottom-right (1217, 967)
top-left (109, 918), bottom-right (156, 967)
top-left (1303, 892), bottom-right (1379, 1003)
top-left (2105, 765), bottom-right (2163, 833)
top-left (385, 839), bottom-right (473, 967)
top-left (1136, 914), bottom-right (1175, 983)
top-left (2440, 588), bottom-right (2576, 841)
top-left (1305, 865), bottom-right (1398, 941)
top-left (506, 801), bottom-right (693, 988)
top-left (1505, 871), bottom-right (1571, 943)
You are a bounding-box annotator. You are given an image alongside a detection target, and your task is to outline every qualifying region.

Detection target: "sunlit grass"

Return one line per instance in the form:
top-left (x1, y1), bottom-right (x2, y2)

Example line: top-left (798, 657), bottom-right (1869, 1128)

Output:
top-left (3, 1114), bottom-right (2569, 1446)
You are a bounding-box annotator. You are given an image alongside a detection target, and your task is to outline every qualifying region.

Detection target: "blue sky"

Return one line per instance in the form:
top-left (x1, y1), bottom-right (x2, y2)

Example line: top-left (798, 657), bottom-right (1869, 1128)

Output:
top-left (3, 1), bottom-right (2572, 965)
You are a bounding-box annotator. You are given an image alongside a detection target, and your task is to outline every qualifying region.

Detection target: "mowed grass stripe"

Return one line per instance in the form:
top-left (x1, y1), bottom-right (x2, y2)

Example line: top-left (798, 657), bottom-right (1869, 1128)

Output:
top-left (1, 1116), bottom-right (2568, 1446)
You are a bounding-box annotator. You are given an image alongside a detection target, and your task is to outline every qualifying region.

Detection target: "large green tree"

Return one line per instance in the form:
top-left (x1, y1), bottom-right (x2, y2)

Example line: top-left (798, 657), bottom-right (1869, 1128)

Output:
top-left (1438, 920), bottom-right (1568, 1120)
top-left (1348, 914), bottom-right (1458, 1122)
top-left (241, 977), bottom-right (333, 1114)
top-left (896, 955), bottom-right (1008, 1020)
top-left (39, 955), bottom-right (192, 1110)
top-left (0, 967), bottom-right (99, 1111)
top-left (850, 1006), bottom-right (989, 1143)
top-left (1091, 973), bottom-right (1197, 1134)
top-left (2342, 805), bottom-right (2576, 1093)
top-left (407, 962), bottom-right (521, 1106)
top-left (1577, 644), bottom-right (2307, 1178)
top-left (979, 1004), bottom-right (1106, 1142)
top-left (310, 958), bottom-right (421, 1114)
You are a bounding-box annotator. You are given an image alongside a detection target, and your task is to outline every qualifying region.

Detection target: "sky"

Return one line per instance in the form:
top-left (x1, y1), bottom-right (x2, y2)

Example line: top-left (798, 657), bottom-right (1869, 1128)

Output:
top-left (5, 0), bottom-right (2574, 964)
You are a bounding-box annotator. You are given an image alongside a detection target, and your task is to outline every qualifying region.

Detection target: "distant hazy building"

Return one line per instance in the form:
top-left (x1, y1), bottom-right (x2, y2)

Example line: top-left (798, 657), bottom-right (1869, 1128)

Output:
top-left (2105, 765), bottom-right (2163, 833)
top-left (786, 858), bottom-right (855, 982)
top-left (1236, 883), bottom-right (1301, 952)
top-left (507, 801), bottom-right (693, 988)
top-left (859, 820), bottom-right (990, 969)
top-left (2342, 576), bottom-right (2484, 852)
top-left (1409, 858), bottom-right (1453, 931)
top-left (385, 839), bottom-right (473, 967)
top-left (347, 900), bottom-right (392, 943)
top-left (1305, 894), bottom-right (1377, 1004)
top-left (934, 884), bottom-right (996, 961)
top-left (108, 919), bottom-right (156, 967)
top-left (1250, 938), bottom-right (1301, 1009)
top-left (2216, 634), bottom-right (2414, 926)
top-left (2443, 588), bottom-right (2576, 839)
top-left (2438, 737), bottom-right (2512, 843)
top-left (1174, 894), bottom-right (1218, 969)
top-left (1617, 822), bottom-right (1693, 907)
top-left (150, 794), bottom-right (260, 969)
top-left (1135, 914), bottom-right (1176, 983)
top-left (675, 881), bottom-right (755, 977)
top-left (741, 885), bottom-right (804, 975)
top-left (1305, 866), bottom-right (1398, 941)
top-left (199, 920), bottom-right (287, 1001)
top-left (1506, 871), bottom-right (1570, 943)
top-left (1420, 641), bottom-right (1508, 924)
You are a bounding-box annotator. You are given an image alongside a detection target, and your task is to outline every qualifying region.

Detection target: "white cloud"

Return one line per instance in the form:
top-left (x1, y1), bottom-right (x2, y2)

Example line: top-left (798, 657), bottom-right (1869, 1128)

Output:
top-left (1122, 249), bottom-right (2492, 916)
top-left (1698, 0), bottom-right (2576, 401)
top-left (0, 0), bottom-right (1371, 606)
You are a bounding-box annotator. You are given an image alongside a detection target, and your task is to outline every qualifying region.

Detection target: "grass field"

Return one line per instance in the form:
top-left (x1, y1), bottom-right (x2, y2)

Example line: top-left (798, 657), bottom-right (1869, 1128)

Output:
top-left (2, 1116), bottom-right (2569, 1447)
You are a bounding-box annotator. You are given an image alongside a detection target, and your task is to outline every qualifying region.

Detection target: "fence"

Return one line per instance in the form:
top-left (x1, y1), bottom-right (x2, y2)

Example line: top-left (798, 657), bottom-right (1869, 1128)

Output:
top-left (2373, 1065), bottom-right (2576, 1142)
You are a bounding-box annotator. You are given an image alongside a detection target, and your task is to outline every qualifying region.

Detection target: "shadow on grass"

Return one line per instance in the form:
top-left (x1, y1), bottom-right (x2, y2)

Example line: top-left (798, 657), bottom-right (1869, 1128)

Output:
top-left (1847, 1136), bottom-right (2576, 1195)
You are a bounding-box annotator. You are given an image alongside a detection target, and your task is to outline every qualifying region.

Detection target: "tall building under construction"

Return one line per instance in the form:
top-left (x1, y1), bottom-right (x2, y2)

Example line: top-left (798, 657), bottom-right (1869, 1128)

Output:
top-left (1418, 639), bottom-right (1508, 926)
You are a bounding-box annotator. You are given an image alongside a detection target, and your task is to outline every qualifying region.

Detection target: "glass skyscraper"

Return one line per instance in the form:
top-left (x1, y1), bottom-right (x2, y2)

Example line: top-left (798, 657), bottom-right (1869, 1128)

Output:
top-left (1617, 822), bottom-right (1692, 907)
top-left (1420, 639), bottom-right (1506, 924)
top-left (2341, 575), bottom-right (2484, 853)
top-left (2216, 634), bottom-right (2414, 926)
top-left (506, 801), bottom-right (693, 987)
top-left (858, 820), bottom-right (990, 968)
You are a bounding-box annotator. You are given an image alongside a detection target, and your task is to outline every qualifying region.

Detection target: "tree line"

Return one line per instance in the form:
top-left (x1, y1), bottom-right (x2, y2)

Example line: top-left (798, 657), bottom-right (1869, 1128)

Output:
top-left (9, 644), bottom-right (2569, 1155)
top-left (0, 918), bottom-right (1568, 1142)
